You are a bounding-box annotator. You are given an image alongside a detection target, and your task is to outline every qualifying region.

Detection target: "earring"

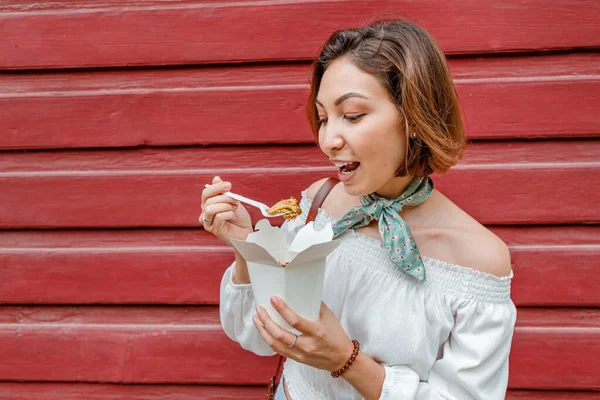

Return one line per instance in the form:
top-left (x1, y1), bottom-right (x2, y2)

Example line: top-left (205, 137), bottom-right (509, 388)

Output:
top-left (412, 132), bottom-right (417, 139)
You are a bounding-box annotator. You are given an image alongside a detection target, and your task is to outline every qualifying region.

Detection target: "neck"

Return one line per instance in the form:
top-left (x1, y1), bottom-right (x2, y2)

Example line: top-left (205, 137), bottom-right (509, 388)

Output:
top-left (374, 175), bottom-right (415, 199)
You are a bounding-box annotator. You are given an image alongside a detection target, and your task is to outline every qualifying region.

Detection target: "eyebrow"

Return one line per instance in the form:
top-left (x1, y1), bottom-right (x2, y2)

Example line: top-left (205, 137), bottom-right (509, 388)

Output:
top-left (315, 92), bottom-right (369, 107)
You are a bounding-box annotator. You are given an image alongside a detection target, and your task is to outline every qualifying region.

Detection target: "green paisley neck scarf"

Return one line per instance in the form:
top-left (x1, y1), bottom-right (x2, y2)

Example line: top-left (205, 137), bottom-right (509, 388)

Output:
top-left (332, 176), bottom-right (434, 282)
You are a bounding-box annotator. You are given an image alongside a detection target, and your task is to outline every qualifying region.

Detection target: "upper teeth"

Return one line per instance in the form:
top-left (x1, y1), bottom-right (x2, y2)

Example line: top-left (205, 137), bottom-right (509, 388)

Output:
top-left (334, 161), bottom-right (356, 167)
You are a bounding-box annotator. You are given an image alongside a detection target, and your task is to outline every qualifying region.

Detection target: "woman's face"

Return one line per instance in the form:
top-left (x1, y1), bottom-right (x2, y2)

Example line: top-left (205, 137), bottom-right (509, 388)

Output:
top-left (316, 57), bottom-right (409, 198)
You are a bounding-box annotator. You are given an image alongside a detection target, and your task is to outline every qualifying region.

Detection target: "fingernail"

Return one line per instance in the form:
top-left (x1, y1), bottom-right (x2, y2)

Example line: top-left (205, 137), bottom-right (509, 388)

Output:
top-left (270, 297), bottom-right (279, 307)
top-left (222, 182), bottom-right (231, 190)
top-left (233, 204), bottom-right (239, 209)
top-left (256, 306), bottom-right (261, 314)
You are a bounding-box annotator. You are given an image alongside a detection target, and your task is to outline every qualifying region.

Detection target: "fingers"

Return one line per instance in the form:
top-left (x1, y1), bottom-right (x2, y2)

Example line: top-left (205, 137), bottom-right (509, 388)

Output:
top-left (270, 296), bottom-right (315, 335)
top-left (201, 202), bottom-right (238, 229)
top-left (319, 301), bottom-right (334, 318)
top-left (212, 210), bottom-right (237, 231)
top-left (253, 314), bottom-right (284, 353)
top-left (254, 306), bottom-right (301, 355)
top-left (204, 194), bottom-right (239, 208)
top-left (201, 176), bottom-right (237, 229)
top-left (202, 177), bottom-right (231, 204)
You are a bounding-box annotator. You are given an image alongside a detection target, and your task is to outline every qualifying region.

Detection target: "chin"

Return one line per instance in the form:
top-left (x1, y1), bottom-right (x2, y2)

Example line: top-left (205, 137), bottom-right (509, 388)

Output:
top-left (341, 181), bottom-right (371, 197)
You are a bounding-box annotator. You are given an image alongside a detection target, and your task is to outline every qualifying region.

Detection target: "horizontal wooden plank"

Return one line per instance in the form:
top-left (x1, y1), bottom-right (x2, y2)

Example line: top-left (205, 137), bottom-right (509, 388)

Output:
top-left (452, 54), bottom-right (600, 140)
top-left (493, 226), bottom-right (600, 307)
top-left (0, 245), bottom-right (232, 305)
top-left (503, 248), bottom-right (600, 307)
top-left (0, 307), bottom-right (597, 389)
top-left (0, 383), bottom-right (265, 400)
top-left (510, 308), bottom-right (600, 390)
top-left (1, 141), bottom-right (598, 228)
top-left (1, 1), bottom-right (599, 69)
top-left (0, 306), bottom-right (278, 385)
top-left (0, 53), bottom-right (598, 149)
top-left (0, 384), bottom-right (597, 400)
top-left (1, 226), bottom-right (598, 306)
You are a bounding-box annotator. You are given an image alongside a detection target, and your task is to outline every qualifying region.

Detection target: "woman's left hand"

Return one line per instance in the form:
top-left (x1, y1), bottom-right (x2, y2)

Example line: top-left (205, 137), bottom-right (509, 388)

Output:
top-left (253, 297), bottom-right (354, 372)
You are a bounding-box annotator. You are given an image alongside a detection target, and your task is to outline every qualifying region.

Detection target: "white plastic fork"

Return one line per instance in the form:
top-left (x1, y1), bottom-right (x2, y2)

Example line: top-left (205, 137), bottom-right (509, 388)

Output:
top-left (204, 184), bottom-right (284, 217)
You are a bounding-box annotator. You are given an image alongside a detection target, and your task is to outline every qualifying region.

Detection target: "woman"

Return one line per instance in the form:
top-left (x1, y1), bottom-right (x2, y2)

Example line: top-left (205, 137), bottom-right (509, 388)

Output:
top-left (201, 19), bottom-right (516, 400)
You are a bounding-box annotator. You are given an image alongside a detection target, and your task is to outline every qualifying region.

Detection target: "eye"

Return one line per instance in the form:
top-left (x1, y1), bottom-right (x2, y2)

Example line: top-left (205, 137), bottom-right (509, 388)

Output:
top-left (344, 113), bottom-right (366, 122)
top-left (316, 117), bottom-right (328, 125)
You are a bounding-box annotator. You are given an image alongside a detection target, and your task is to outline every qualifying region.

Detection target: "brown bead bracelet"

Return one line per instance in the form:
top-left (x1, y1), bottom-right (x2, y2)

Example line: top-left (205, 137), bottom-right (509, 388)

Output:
top-left (331, 339), bottom-right (360, 378)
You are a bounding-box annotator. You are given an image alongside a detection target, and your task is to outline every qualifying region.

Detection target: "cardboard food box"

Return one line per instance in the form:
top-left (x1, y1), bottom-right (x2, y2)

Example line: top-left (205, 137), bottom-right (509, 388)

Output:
top-left (230, 219), bottom-right (340, 334)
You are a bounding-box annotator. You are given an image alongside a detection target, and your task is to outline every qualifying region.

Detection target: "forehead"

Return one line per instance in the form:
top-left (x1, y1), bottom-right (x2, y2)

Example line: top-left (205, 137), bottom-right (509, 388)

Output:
top-left (317, 58), bottom-right (388, 105)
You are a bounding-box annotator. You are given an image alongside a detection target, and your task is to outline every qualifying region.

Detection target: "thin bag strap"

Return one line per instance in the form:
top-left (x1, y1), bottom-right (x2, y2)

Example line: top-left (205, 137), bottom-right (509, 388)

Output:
top-left (270, 177), bottom-right (340, 393)
top-left (271, 355), bottom-right (284, 396)
top-left (307, 177), bottom-right (340, 223)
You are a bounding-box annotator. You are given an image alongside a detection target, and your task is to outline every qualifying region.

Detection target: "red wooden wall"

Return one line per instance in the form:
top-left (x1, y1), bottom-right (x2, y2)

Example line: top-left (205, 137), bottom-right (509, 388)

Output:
top-left (1, 1), bottom-right (599, 398)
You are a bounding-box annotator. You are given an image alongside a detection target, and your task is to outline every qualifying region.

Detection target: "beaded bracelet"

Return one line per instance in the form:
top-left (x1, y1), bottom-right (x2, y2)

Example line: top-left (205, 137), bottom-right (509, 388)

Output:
top-left (331, 339), bottom-right (360, 378)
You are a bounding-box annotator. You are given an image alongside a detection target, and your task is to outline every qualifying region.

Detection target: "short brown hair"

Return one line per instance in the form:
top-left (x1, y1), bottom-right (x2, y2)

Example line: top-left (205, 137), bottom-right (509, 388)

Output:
top-left (308, 19), bottom-right (465, 176)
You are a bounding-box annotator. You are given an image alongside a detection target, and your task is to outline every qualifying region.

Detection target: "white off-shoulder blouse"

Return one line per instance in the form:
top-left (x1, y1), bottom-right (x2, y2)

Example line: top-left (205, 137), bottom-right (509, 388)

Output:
top-left (220, 191), bottom-right (517, 400)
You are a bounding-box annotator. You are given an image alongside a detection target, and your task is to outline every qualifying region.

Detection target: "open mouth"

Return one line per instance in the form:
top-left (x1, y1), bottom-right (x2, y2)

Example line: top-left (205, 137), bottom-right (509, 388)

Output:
top-left (339, 161), bottom-right (360, 175)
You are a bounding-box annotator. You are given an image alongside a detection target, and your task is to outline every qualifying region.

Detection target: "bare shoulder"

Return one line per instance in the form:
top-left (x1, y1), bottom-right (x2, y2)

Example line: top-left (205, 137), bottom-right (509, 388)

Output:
top-left (453, 225), bottom-right (512, 278)
top-left (421, 192), bottom-right (512, 279)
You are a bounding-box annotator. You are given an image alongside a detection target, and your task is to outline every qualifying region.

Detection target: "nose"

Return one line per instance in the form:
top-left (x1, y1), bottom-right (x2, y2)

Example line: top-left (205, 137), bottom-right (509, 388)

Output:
top-left (319, 123), bottom-right (344, 152)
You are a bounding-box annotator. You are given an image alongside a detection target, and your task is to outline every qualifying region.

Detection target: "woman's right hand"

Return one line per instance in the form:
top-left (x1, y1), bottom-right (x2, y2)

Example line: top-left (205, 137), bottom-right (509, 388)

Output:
top-left (200, 176), bottom-right (253, 245)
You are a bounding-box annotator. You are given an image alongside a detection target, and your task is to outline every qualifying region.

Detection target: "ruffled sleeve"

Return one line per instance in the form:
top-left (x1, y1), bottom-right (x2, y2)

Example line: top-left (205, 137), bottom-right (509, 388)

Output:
top-left (219, 262), bottom-right (275, 356)
top-left (380, 297), bottom-right (517, 399)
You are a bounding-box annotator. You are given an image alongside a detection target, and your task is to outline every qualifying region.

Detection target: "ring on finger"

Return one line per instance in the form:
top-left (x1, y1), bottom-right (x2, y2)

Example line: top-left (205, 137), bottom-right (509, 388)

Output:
top-left (201, 213), bottom-right (213, 224)
top-left (289, 333), bottom-right (299, 348)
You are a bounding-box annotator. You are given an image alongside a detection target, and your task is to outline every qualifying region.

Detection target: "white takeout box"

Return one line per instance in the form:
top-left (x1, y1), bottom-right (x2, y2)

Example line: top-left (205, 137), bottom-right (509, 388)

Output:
top-left (230, 219), bottom-right (340, 334)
